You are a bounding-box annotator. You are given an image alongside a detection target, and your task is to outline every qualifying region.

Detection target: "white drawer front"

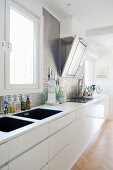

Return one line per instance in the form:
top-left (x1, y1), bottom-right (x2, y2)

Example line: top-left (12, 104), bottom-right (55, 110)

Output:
top-left (49, 111), bottom-right (85, 161)
top-left (8, 124), bottom-right (48, 160)
top-left (41, 164), bottom-right (48, 170)
top-left (48, 144), bottom-right (70, 170)
top-left (49, 123), bottom-right (71, 160)
top-left (49, 112), bottom-right (75, 135)
top-left (1, 165), bottom-right (8, 170)
top-left (69, 118), bottom-right (83, 141)
top-left (0, 142), bottom-right (8, 167)
top-left (9, 140), bottom-right (48, 170)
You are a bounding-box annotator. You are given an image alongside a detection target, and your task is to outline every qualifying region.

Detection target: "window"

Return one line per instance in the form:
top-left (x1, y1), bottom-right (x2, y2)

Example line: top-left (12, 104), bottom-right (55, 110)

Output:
top-left (10, 8), bottom-right (35, 84)
top-left (85, 58), bottom-right (94, 86)
top-left (0, 0), bottom-right (43, 94)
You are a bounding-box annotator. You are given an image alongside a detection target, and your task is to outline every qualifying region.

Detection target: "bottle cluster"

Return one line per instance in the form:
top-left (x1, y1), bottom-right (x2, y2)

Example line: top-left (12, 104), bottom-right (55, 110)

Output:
top-left (1, 95), bottom-right (31, 114)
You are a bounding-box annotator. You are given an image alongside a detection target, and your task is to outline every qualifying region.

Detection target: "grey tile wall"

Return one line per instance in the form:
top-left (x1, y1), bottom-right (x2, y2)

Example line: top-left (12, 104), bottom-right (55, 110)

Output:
top-left (43, 8), bottom-right (60, 91)
top-left (43, 8), bottom-right (78, 100)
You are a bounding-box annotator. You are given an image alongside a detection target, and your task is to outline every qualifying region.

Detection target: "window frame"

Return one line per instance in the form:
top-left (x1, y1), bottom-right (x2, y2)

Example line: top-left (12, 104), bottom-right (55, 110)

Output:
top-left (85, 57), bottom-right (95, 87)
top-left (3, 0), bottom-right (43, 94)
top-left (0, 0), bottom-right (5, 91)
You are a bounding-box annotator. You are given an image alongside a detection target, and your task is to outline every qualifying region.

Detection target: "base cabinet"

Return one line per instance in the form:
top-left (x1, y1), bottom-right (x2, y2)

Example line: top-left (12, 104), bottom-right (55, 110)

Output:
top-left (0, 98), bottom-right (107, 170)
top-left (48, 105), bottom-right (105, 170)
top-left (1, 166), bottom-right (8, 170)
top-left (48, 146), bottom-right (70, 170)
top-left (9, 140), bottom-right (48, 170)
top-left (104, 97), bottom-right (109, 120)
top-left (41, 165), bottom-right (48, 170)
top-left (0, 143), bottom-right (8, 167)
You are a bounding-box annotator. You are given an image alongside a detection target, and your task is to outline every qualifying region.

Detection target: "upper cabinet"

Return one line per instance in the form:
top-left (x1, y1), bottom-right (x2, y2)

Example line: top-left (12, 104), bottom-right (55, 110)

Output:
top-left (59, 36), bottom-right (87, 78)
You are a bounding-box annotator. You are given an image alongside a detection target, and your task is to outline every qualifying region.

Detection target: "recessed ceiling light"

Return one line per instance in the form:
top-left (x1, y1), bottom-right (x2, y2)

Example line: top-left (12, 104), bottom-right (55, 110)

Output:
top-left (67, 3), bottom-right (71, 6)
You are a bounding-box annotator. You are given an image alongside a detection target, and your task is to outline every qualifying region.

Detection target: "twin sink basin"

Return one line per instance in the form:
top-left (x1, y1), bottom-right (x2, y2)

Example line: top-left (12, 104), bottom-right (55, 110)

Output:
top-left (0, 108), bottom-right (62, 133)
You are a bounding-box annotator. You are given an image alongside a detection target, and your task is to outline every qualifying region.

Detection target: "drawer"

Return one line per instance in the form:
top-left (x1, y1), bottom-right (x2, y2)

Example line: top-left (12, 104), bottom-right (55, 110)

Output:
top-left (0, 142), bottom-right (8, 167)
top-left (69, 118), bottom-right (84, 140)
top-left (49, 115), bottom-right (84, 161)
top-left (49, 111), bottom-right (75, 135)
top-left (8, 124), bottom-right (48, 160)
top-left (1, 165), bottom-right (8, 170)
top-left (49, 123), bottom-right (71, 160)
top-left (9, 140), bottom-right (48, 170)
top-left (41, 164), bottom-right (48, 170)
top-left (48, 143), bottom-right (70, 170)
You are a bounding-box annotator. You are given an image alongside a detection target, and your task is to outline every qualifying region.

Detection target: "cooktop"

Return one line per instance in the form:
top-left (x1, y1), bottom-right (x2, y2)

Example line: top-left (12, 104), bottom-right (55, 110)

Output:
top-left (67, 96), bottom-right (93, 103)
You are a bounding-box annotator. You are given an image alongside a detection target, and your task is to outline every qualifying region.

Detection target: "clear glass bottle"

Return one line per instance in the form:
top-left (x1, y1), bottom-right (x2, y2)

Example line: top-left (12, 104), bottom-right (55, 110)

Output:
top-left (15, 95), bottom-right (21, 112)
top-left (9, 97), bottom-right (15, 113)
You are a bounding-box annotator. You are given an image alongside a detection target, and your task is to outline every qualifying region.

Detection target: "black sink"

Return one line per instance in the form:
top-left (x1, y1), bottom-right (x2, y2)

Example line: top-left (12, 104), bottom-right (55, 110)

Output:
top-left (0, 117), bottom-right (33, 132)
top-left (14, 108), bottom-right (62, 120)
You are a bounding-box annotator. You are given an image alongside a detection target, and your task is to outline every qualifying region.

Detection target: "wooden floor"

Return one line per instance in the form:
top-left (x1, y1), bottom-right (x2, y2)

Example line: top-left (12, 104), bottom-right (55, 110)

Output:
top-left (72, 121), bottom-right (113, 170)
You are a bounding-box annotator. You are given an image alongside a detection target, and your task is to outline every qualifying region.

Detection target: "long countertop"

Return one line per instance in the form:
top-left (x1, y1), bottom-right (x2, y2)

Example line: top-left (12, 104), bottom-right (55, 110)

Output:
top-left (0, 95), bottom-right (108, 145)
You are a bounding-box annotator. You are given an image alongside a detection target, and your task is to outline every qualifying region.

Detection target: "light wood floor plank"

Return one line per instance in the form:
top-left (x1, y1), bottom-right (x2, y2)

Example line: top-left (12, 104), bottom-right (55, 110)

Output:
top-left (72, 121), bottom-right (113, 170)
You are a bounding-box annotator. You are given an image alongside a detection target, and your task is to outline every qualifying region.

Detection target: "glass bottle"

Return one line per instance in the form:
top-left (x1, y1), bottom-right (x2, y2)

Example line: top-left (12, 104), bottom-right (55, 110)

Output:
top-left (26, 96), bottom-right (30, 110)
top-left (21, 95), bottom-right (26, 111)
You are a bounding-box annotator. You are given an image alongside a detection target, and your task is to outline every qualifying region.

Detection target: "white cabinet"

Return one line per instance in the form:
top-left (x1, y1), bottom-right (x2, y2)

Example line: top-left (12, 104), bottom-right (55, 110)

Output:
top-left (1, 166), bottom-right (8, 170)
top-left (0, 142), bottom-right (8, 167)
top-left (49, 111), bottom-right (75, 136)
top-left (48, 109), bottom-right (85, 161)
top-left (49, 123), bottom-right (70, 161)
top-left (104, 96), bottom-right (109, 120)
top-left (9, 140), bottom-right (48, 170)
top-left (41, 164), bottom-right (48, 170)
top-left (48, 145), bottom-right (70, 170)
top-left (8, 124), bottom-right (48, 160)
top-left (48, 103), bottom-right (105, 170)
top-left (0, 98), bottom-right (107, 170)
top-left (48, 132), bottom-right (83, 170)
top-left (87, 96), bottom-right (109, 120)
top-left (8, 124), bottom-right (48, 170)
top-left (48, 107), bottom-right (87, 169)
top-left (87, 99), bottom-right (104, 118)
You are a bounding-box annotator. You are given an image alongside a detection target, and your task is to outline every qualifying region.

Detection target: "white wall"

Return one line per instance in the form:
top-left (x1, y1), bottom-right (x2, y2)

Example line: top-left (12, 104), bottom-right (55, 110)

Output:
top-left (60, 15), bottom-right (85, 38)
top-left (95, 52), bottom-right (113, 119)
top-left (60, 16), bottom-right (72, 38)
top-left (72, 16), bottom-right (86, 38)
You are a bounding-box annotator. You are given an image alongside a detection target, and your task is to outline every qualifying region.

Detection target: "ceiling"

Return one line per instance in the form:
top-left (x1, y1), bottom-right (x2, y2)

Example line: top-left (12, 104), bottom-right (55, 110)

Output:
top-left (39, 0), bottom-right (113, 30)
top-left (38, 0), bottom-right (113, 56)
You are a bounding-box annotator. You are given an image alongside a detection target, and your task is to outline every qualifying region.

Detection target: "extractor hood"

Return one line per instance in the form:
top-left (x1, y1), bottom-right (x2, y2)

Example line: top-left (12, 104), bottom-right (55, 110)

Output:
top-left (59, 36), bottom-right (87, 77)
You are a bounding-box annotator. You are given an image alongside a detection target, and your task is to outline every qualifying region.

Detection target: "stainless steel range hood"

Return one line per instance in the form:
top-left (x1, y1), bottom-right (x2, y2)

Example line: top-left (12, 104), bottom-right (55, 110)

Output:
top-left (59, 36), bottom-right (87, 77)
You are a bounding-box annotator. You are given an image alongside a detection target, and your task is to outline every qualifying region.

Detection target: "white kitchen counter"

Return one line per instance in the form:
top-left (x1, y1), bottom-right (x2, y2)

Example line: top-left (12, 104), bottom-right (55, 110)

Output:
top-left (0, 95), bottom-right (108, 145)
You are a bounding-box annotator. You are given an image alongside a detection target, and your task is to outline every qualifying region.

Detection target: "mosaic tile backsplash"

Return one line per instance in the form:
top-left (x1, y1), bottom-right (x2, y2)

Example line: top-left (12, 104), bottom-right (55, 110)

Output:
top-left (0, 8), bottom-right (78, 108)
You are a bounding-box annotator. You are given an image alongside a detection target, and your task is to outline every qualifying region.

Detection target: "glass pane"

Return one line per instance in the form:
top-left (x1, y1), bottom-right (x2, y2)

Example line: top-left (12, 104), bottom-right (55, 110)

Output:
top-left (85, 60), bottom-right (92, 86)
top-left (67, 42), bottom-right (86, 76)
top-left (10, 8), bottom-right (35, 84)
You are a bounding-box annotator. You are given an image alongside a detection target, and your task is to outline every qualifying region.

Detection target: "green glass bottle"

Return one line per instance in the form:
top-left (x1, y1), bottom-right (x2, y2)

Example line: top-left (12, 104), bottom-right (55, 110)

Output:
top-left (21, 95), bottom-right (26, 111)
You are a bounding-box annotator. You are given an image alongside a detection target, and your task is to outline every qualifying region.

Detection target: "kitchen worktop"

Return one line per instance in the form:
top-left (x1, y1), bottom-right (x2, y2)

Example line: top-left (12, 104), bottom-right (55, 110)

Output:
top-left (0, 95), bottom-right (108, 145)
